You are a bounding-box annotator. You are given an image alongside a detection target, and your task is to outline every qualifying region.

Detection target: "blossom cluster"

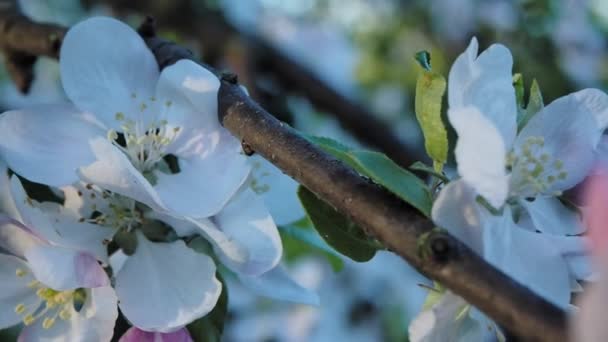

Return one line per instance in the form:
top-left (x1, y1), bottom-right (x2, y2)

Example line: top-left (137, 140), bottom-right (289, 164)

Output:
top-left (409, 38), bottom-right (608, 340)
top-left (0, 17), bottom-right (316, 341)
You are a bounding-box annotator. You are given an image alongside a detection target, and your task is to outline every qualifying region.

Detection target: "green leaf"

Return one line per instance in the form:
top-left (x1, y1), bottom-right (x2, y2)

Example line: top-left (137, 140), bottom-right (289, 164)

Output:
top-left (187, 273), bottom-right (228, 342)
top-left (280, 217), bottom-right (344, 271)
top-left (517, 79), bottom-right (544, 131)
top-left (349, 151), bottom-right (433, 216)
top-left (297, 186), bottom-right (378, 262)
top-left (409, 161), bottom-right (449, 183)
top-left (306, 136), bottom-right (433, 217)
top-left (0, 325), bottom-right (20, 342)
top-left (415, 68), bottom-right (448, 170)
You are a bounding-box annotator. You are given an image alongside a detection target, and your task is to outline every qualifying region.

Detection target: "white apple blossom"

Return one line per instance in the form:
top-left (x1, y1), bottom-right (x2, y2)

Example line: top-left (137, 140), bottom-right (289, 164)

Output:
top-left (0, 16), bottom-right (319, 331)
top-left (410, 38), bottom-right (604, 341)
top-left (0, 162), bottom-right (117, 341)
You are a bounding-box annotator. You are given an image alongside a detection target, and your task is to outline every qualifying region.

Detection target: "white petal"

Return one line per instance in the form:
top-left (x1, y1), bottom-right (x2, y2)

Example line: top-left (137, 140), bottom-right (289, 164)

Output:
top-left (115, 234), bottom-right (221, 332)
top-left (572, 88), bottom-right (608, 134)
top-left (409, 292), bottom-right (487, 342)
top-left (78, 137), bottom-right (165, 213)
top-left (250, 155), bottom-right (304, 225)
top-left (520, 197), bottom-right (585, 235)
top-left (212, 188), bottom-right (282, 276)
top-left (449, 106), bottom-right (509, 208)
top-left (24, 244), bottom-right (109, 290)
top-left (10, 176), bottom-right (112, 262)
top-left (512, 91), bottom-right (600, 196)
top-left (0, 104), bottom-right (103, 187)
top-left (154, 129), bottom-right (250, 218)
top-left (0, 215), bottom-right (41, 259)
top-left (483, 212), bottom-right (571, 308)
top-left (431, 179), bottom-right (484, 253)
top-left (60, 17), bottom-right (159, 129)
top-left (0, 159), bottom-right (21, 220)
top-left (448, 37), bottom-right (517, 148)
top-left (0, 254), bottom-right (39, 329)
top-left (236, 265), bottom-right (319, 305)
top-left (155, 59), bottom-right (220, 154)
top-left (19, 286), bottom-right (118, 342)
top-left (543, 235), bottom-right (593, 281)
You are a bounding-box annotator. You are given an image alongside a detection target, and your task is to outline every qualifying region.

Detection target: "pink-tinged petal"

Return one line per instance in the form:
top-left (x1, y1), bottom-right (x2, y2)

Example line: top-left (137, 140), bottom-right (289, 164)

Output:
top-left (571, 261), bottom-right (608, 342)
top-left (153, 129), bottom-right (250, 218)
top-left (19, 286), bottom-right (118, 342)
top-left (0, 104), bottom-right (104, 187)
top-left (60, 17), bottom-right (159, 129)
top-left (0, 215), bottom-right (42, 258)
top-left (119, 327), bottom-right (193, 342)
top-left (115, 233), bottom-right (221, 332)
top-left (584, 170), bottom-right (608, 258)
top-left (0, 254), bottom-right (39, 329)
top-left (24, 245), bottom-right (108, 290)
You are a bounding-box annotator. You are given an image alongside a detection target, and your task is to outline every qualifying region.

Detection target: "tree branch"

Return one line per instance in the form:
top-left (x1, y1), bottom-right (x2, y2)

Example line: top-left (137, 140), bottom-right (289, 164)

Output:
top-left (0, 13), bottom-right (568, 342)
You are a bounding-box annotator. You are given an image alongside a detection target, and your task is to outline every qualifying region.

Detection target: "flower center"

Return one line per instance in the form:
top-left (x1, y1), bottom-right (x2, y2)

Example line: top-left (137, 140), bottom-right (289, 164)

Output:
top-left (14, 268), bottom-right (85, 329)
top-left (507, 136), bottom-right (567, 196)
top-left (107, 94), bottom-right (181, 173)
top-left (77, 183), bottom-right (143, 232)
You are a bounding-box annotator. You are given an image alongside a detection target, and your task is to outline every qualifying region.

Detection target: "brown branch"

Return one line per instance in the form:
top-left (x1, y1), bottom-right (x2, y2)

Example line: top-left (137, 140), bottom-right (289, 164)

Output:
top-left (0, 1), bottom-right (65, 92)
top-left (138, 22), bottom-right (567, 342)
top-left (0, 13), bottom-right (568, 342)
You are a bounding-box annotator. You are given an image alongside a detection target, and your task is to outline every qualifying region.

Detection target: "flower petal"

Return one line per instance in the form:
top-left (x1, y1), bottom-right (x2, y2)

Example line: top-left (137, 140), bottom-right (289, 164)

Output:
top-left (431, 179), bottom-right (485, 253)
top-left (512, 91), bottom-right (600, 196)
top-left (154, 59), bottom-right (220, 154)
top-left (24, 245), bottom-right (109, 290)
top-left (572, 88), bottom-right (608, 135)
top-left (0, 159), bottom-right (21, 220)
top-left (60, 17), bottom-right (159, 129)
top-left (211, 188), bottom-right (282, 276)
top-left (483, 211), bottom-right (571, 308)
top-left (236, 265), bottom-right (319, 305)
top-left (409, 292), bottom-right (489, 342)
top-left (448, 37), bottom-right (517, 148)
top-left (0, 254), bottom-right (39, 329)
top-left (153, 129), bottom-right (250, 218)
top-left (115, 234), bottom-right (221, 332)
top-left (119, 327), bottom-right (193, 342)
top-left (250, 155), bottom-right (304, 226)
top-left (449, 106), bottom-right (509, 208)
top-left (520, 197), bottom-right (585, 235)
top-left (10, 176), bottom-right (112, 262)
top-left (0, 104), bottom-right (103, 187)
top-left (0, 215), bottom-right (41, 259)
top-left (19, 286), bottom-right (118, 342)
top-left (78, 137), bottom-right (165, 213)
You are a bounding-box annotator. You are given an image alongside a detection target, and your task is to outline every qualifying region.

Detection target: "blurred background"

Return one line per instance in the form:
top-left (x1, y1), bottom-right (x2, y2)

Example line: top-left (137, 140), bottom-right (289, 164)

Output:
top-left (3, 0), bottom-right (608, 341)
